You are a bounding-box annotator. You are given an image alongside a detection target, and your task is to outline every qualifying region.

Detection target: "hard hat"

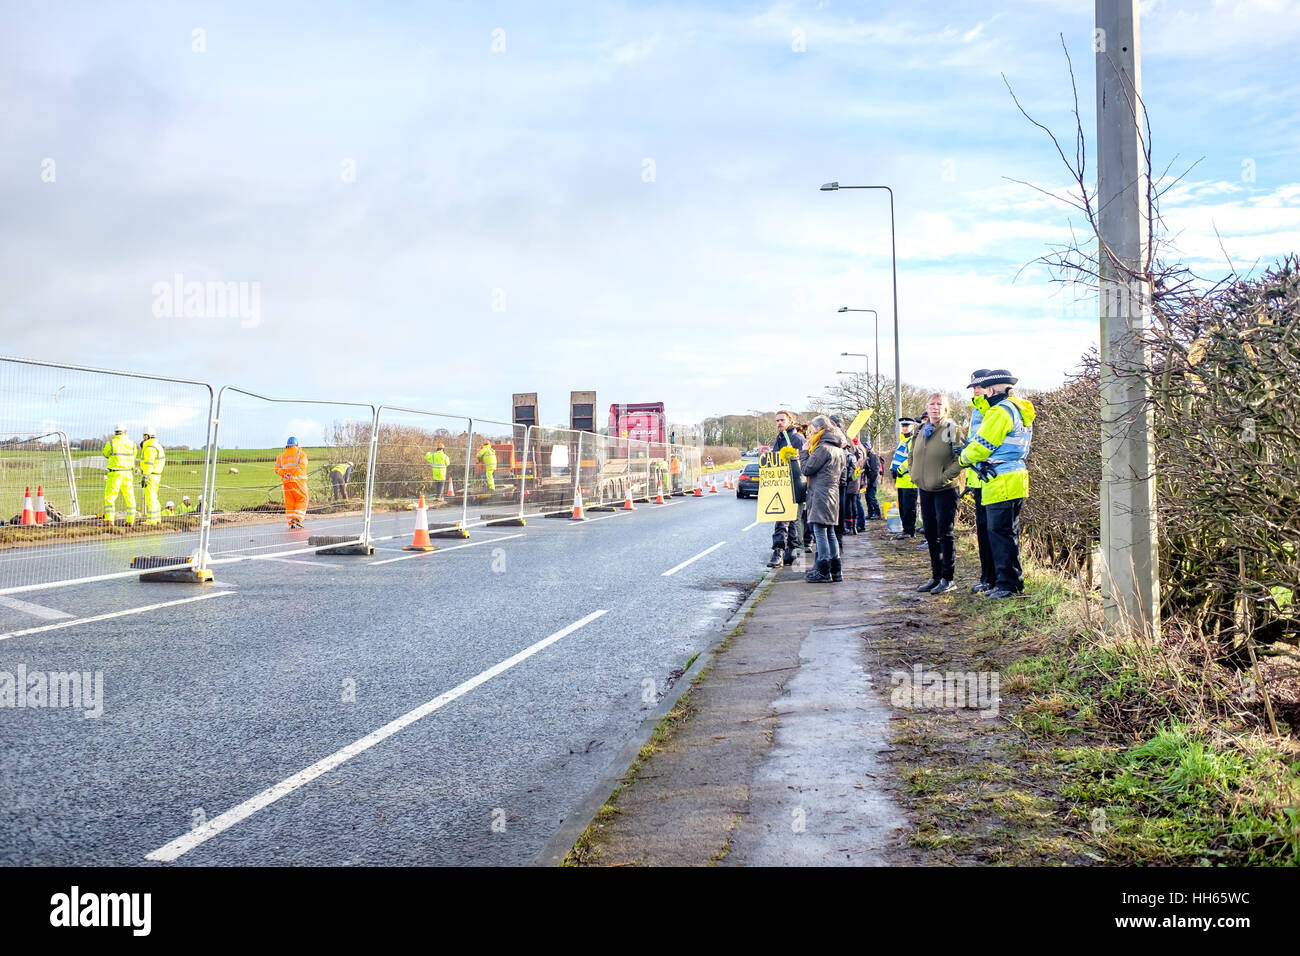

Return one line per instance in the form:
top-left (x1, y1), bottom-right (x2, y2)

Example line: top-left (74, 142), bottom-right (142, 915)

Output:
top-left (286, 436), bottom-right (298, 446)
top-left (166, 501), bottom-right (175, 508)
top-left (182, 495), bottom-right (191, 501)
top-left (437, 443), bottom-right (445, 449)
top-left (143, 425), bottom-right (156, 436)
top-left (114, 423), bottom-right (126, 433)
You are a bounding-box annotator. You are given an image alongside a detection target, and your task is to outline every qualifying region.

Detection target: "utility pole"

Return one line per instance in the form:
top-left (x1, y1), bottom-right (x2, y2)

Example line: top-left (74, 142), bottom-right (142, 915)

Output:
top-left (1096, 0), bottom-right (1159, 637)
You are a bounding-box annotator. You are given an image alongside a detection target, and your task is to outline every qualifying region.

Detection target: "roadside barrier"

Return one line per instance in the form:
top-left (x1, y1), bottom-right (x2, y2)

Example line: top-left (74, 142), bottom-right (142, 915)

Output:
top-left (0, 356), bottom-right (214, 595)
top-left (0, 353), bottom-right (722, 596)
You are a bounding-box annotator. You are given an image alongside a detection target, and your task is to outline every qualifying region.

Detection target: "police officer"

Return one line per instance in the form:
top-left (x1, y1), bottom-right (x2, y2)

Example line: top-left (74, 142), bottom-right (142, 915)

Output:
top-left (964, 369), bottom-right (997, 593)
top-left (102, 424), bottom-right (136, 526)
top-left (138, 426), bottom-right (166, 525)
top-left (890, 417), bottom-right (919, 540)
top-left (958, 370), bottom-right (1036, 599)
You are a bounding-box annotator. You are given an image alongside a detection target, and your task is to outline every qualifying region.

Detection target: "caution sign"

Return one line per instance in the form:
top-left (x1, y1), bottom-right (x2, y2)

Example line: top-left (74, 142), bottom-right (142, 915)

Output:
top-left (756, 452), bottom-right (798, 522)
top-left (845, 407), bottom-right (874, 440)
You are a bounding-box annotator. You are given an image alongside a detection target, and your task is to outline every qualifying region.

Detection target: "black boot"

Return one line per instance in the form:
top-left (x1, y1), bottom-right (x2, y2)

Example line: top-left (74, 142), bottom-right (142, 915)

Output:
top-left (830, 558), bottom-right (843, 582)
top-left (782, 548), bottom-right (795, 566)
top-left (805, 559), bottom-right (831, 583)
top-left (767, 549), bottom-right (782, 568)
top-left (916, 578), bottom-right (938, 592)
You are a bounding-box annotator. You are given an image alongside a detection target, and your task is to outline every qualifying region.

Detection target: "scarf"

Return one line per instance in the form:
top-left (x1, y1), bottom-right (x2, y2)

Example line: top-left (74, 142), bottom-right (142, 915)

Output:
top-left (808, 428), bottom-right (825, 452)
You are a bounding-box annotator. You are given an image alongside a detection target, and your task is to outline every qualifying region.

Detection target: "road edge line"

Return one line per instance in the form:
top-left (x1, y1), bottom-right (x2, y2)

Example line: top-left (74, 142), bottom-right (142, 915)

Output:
top-left (531, 565), bottom-right (778, 867)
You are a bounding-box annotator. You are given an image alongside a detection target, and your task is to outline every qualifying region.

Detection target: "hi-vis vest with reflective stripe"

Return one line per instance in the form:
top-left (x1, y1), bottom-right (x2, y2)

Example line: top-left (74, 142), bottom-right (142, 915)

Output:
top-left (891, 434), bottom-right (915, 489)
top-left (426, 450), bottom-right (449, 479)
top-left (276, 447), bottom-right (308, 480)
top-left (961, 395), bottom-right (1034, 505)
top-left (965, 397), bottom-right (988, 489)
top-left (477, 445), bottom-right (496, 467)
top-left (103, 434), bottom-right (136, 471)
top-left (139, 438), bottom-right (166, 477)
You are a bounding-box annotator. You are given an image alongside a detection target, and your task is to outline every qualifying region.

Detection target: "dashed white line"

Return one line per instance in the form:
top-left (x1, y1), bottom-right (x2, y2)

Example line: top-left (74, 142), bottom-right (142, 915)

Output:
top-left (661, 540), bottom-right (727, 577)
top-left (144, 608), bottom-right (609, 863)
top-left (0, 595), bottom-right (75, 621)
top-left (741, 520), bottom-right (761, 532)
top-left (369, 533), bottom-right (525, 566)
top-left (0, 590), bottom-right (236, 642)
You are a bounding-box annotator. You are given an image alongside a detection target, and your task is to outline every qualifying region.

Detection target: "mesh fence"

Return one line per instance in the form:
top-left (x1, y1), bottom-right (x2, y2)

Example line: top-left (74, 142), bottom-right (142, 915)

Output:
top-left (520, 425), bottom-right (582, 518)
top-left (369, 407), bottom-right (472, 539)
top-left (0, 356), bottom-right (214, 594)
top-left (670, 442), bottom-right (703, 495)
top-left (464, 418), bottom-right (527, 527)
top-left (201, 388), bottom-right (376, 564)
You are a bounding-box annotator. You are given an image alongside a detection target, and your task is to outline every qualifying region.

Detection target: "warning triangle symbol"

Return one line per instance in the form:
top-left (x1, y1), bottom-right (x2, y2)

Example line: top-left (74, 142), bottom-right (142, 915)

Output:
top-left (764, 491), bottom-right (787, 515)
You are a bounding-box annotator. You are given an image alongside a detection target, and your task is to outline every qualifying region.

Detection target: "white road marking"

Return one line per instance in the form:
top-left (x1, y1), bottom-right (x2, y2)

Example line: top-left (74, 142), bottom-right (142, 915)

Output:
top-left (741, 520), bottom-right (761, 532)
top-left (145, 608), bottom-right (609, 863)
top-left (369, 533), bottom-right (525, 566)
top-left (0, 595), bottom-right (75, 621)
top-left (0, 591), bottom-right (235, 643)
top-left (253, 557), bottom-right (349, 569)
top-left (661, 540), bottom-right (727, 577)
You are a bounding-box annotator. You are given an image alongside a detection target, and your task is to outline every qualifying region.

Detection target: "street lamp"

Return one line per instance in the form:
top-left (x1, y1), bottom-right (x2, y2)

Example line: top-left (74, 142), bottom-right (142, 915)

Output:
top-left (747, 408), bottom-right (763, 452)
top-left (838, 308), bottom-right (879, 387)
top-left (821, 182), bottom-right (901, 436)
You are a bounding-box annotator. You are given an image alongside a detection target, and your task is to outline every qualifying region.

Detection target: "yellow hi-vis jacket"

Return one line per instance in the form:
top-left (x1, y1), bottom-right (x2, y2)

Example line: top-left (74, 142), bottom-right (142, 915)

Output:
top-left (965, 395), bottom-right (990, 489)
top-left (476, 445), bottom-right (496, 468)
top-left (426, 449), bottom-right (449, 480)
top-left (103, 434), bottom-right (136, 471)
top-left (959, 394), bottom-right (1036, 505)
top-left (139, 438), bottom-right (166, 478)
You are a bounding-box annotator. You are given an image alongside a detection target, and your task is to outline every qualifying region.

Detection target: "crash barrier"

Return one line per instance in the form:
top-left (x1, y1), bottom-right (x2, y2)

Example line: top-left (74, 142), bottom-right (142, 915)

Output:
top-left (370, 406), bottom-right (474, 539)
top-left (0, 356), bottom-right (214, 594)
top-left (200, 388), bottom-right (377, 565)
top-left (0, 354), bottom-right (720, 595)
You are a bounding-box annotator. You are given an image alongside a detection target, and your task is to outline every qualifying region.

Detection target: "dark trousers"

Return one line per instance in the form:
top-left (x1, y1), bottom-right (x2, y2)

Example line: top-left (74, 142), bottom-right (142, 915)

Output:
top-left (771, 520), bottom-right (798, 551)
top-left (431, 478), bottom-right (447, 499)
top-left (851, 491), bottom-right (866, 525)
top-left (331, 474), bottom-right (347, 501)
top-left (919, 487), bottom-right (959, 580)
top-left (897, 487), bottom-right (918, 536)
top-left (971, 488), bottom-right (995, 585)
top-left (985, 497), bottom-right (1025, 592)
top-left (801, 505), bottom-right (812, 546)
top-left (865, 485), bottom-right (881, 518)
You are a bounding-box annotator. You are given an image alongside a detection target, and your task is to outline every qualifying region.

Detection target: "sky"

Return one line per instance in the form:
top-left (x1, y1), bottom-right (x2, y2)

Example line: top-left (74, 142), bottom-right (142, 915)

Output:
top-left (4, 0), bottom-right (1299, 431)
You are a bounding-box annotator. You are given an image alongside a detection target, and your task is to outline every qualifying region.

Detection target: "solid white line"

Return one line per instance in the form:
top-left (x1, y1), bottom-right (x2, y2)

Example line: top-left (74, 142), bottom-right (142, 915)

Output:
top-left (368, 533), bottom-right (525, 566)
top-left (0, 591), bottom-right (235, 642)
top-left (254, 557), bottom-right (349, 569)
top-left (661, 540), bottom-right (727, 577)
top-left (741, 520), bottom-right (761, 532)
top-left (145, 608), bottom-right (609, 863)
top-left (0, 595), bottom-right (75, 621)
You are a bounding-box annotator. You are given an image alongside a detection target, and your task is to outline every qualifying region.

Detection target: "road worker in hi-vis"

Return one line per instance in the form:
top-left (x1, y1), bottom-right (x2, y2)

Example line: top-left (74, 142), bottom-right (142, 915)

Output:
top-left (426, 443), bottom-right (450, 499)
top-left (275, 436), bottom-right (309, 529)
top-left (138, 425), bottom-right (166, 525)
top-left (177, 495), bottom-right (195, 514)
top-left (330, 460), bottom-right (354, 501)
top-left (476, 439), bottom-right (497, 491)
top-left (102, 423), bottom-right (136, 525)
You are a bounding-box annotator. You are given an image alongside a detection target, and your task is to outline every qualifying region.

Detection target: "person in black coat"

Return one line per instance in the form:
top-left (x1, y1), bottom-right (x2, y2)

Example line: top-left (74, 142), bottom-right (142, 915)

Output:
top-left (766, 411), bottom-right (805, 568)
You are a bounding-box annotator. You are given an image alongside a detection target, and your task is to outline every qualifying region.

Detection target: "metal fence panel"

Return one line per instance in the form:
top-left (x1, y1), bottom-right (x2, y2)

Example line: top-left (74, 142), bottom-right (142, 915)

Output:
top-left (520, 425), bottom-right (582, 518)
top-left (0, 356), bottom-right (214, 594)
top-left (201, 388), bottom-right (376, 565)
top-left (370, 406), bottom-right (472, 540)
top-left (464, 418), bottom-right (528, 527)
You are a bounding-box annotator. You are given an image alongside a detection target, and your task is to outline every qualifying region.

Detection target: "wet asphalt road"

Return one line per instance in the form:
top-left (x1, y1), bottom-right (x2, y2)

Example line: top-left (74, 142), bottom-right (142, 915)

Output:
top-left (0, 492), bottom-right (771, 865)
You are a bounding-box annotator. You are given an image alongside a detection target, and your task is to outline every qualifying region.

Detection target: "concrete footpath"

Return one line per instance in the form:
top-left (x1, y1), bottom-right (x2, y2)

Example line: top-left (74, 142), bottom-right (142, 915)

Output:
top-left (553, 530), bottom-right (915, 866)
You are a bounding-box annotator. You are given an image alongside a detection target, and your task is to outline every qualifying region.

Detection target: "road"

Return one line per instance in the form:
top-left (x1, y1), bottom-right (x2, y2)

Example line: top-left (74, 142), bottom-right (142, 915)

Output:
top-left (0, 491), bottom-right (772, 865)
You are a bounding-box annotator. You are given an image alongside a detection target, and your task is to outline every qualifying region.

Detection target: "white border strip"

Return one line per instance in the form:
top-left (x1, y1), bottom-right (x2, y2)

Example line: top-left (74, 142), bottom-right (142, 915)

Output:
top-left (661, 540), bottom-right (727, 577)
top-left (0, 591), bottom-right (235, 642)
top-left (145, 608), bottom-right (608, 863)
top-left (369, 533), bottom-right (524, 566)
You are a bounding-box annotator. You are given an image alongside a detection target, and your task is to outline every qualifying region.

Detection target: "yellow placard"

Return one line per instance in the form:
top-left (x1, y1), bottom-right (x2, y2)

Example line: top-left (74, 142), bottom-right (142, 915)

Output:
top-left (845, 408), bottom-right (874, 439)
top-left (756, 451), bottom-right (798, 522)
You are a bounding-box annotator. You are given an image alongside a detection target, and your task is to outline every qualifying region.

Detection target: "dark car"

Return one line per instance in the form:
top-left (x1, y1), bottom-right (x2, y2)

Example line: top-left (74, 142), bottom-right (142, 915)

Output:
top-left (735, 463), bottom-right (761, 498)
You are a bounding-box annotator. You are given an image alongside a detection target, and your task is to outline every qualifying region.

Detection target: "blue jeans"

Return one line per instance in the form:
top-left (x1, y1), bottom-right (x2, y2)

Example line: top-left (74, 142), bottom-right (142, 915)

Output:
top-left (812, 523), bottom-right (839, 563)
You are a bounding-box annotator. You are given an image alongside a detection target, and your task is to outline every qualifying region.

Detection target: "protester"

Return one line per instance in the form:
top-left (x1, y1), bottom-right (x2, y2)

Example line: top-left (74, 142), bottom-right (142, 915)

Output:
top-left (890, 417), bottom-right (919, 540)
top-left (910, 393), bottom-right (967, 594)
top-left (863, 440), bottom-right (882, 520)
top-left (802, 415), bottom-right (846, 584)
top-left (767, 411), bottom-right (805, 568)
top-left (829, 415), bottom-right (850, 557)
top-left (846, 438), bottom-right (867, 533)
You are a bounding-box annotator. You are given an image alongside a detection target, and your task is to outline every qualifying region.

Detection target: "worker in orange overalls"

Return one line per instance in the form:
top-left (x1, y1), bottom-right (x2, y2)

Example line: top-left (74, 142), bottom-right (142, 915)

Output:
top-left (274, 436), bottom-right (309, 528)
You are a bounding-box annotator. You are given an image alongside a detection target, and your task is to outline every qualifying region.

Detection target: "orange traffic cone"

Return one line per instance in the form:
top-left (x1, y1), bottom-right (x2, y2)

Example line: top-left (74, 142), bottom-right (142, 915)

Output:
top-left (20, 487), bottom-right (35, 525)
top-left (709, 475), bottom-right (719, 494)
top-left (693, 476), bottom-right (703, 497)
top-left (724, 473), bottom-right (732, 490)
top-left (654, 475), bottom-right (666, 504)
top-left (570, 485), bottom-right (587, 520)
top-left (403, 494), bottom-right (437, 551)
top-left (622, 478), bottom-right (637, 510)
top-left (33, 486), bottom-right (48, 523)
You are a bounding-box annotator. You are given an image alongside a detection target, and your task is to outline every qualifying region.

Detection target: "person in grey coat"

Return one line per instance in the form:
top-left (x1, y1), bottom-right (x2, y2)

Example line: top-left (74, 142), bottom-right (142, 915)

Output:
top-left (801, 415), bottom-right (846, 583)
